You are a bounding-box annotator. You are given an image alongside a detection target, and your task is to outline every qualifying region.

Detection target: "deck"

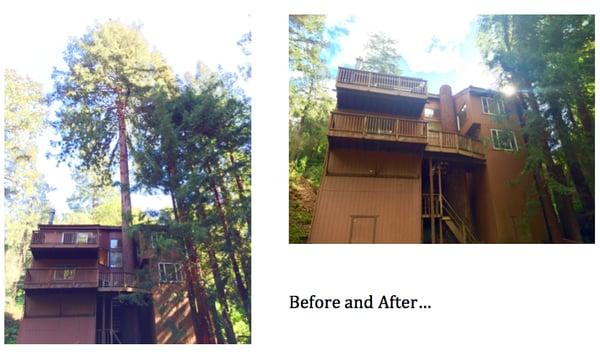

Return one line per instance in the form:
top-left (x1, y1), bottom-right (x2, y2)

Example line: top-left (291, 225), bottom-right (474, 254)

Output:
top-left (337, 67), bottom-right (428, 99)
top-left (24, 268), bottom-right (138, 292)
top-left (328, 111), bottom-right (486, 160)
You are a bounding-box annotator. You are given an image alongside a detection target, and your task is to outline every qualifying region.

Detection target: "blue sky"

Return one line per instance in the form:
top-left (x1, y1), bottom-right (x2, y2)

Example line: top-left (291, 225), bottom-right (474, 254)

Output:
top-left (322, 13), bottom-right (497, 95)
top-left (2, 1), bottom-right (250, 217)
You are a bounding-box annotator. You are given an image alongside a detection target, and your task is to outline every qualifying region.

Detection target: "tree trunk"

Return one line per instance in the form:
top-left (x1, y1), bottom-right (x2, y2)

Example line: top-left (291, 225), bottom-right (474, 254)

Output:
top-left (228, 152), bottom-right (251, 232)
top-left (214, 161), bottom-right (251, 297)
top-left (516, 92), bottom-right (563, 242)
top-left (168, 162), bottom-right (216, 343)
top-left (208, 294), bottom-right (226, 344)
top-left (550, 99), bottom-right (594, 220)
top-left (198, 205), bottom-right (238, 344)
top-left (526, 93), bottom-right (582, 242)
top-left (116, 95), bottom-right (134, 270)
top-left (206, 164), bottom-right (251, 322)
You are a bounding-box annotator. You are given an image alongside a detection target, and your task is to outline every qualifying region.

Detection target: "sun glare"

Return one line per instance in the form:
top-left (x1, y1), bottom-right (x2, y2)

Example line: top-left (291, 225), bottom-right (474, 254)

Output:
top-left (501, 84), bottom-right (516, 96)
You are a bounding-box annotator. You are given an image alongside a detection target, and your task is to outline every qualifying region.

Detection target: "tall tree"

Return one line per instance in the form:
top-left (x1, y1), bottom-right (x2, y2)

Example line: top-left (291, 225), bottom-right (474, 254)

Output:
top-left (51, 20), bottom-right (177, 270)
top-left (132, 64), bottom-right (251, 342)
top-left (4, 69), bottom-right (51, 320)
top-left (356, 32), bottom-right (403, 75)
top-left (289, 15), bottom-right (335, 184)
top-left (477, 15), bottom-right (594, 242)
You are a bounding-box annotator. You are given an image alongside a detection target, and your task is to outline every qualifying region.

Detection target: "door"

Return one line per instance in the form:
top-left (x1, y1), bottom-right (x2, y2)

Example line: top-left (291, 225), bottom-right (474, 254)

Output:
top-left (349, 216), bottom-right (377, 243)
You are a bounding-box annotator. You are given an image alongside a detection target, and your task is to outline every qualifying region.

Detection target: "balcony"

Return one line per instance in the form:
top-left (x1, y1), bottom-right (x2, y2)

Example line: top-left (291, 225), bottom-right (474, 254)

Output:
top-left (336, 67), bottom-right (428, 118)
top-left (328, 111), bottom-right (428, 144)
top-left (328, 111), bottom-right (486, 161)
top-left (24, 268), bottom-right (138, 292)
top-left (426, 130), bottom-right (486, 160)
top-left (30, 230), bottom-right (99, 259)
top-left (98, 272), bottom-right (138, 292)
top-left (24, 268), bottom-right (99, 290)
top-left (337, 67), bottom-right (428, 97)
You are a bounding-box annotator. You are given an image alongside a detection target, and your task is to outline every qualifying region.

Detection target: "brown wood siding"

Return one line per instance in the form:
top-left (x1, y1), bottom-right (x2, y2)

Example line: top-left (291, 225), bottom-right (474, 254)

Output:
top-left (312, 148), bottom-right (422, 243)
top-left (328, 149), bottom-right (421, 178)
top-left (17, 316), bottom-right (96, 343)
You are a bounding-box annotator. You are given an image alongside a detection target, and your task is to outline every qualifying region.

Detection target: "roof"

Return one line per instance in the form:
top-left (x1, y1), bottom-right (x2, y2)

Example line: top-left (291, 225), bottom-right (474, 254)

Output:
top-left (38, 224), bottom-right (122, 230)
top-left (454, 85), bottom-right (499, 98)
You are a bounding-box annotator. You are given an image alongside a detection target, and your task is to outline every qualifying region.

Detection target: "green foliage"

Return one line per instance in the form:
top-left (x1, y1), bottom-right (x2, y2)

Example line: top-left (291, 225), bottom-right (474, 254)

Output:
top-left (4, 313), bottom-right (20, 344)
top-left (51, 20), bottom-right (176, 178)
top-left (289, 171), bottom-right (315, 244)
top-left (356, 32), bottom-right (403, 75)
top-left (477, 15), bottom-right (595, 240)
top-left (289, 15), bottom-right (335, 185)
top-left (4, 69), bottom-right (51, 316)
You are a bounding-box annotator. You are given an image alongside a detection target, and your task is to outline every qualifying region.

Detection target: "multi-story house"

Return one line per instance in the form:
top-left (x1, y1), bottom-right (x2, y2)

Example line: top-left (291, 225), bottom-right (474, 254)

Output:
top-left (309, 67), bottom-right (548, 243)
top-left (17, 223), bottom-right (196, 343)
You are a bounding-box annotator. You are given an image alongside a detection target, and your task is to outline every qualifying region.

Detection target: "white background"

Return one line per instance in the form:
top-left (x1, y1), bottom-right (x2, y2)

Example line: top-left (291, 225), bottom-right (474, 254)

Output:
top-left (2, 0), bottom-right (599, 362)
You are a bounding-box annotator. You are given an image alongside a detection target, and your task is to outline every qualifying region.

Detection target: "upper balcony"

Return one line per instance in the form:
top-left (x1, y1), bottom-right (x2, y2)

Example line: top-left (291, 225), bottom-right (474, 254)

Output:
top-left (336, 67), bottom-right (428, 118)
top-left (30, 230), bottom-right (99, 259)
top-left (24, 268), bottom-right (138, 292)
top-left (328, 110), bottom-right (486, 161)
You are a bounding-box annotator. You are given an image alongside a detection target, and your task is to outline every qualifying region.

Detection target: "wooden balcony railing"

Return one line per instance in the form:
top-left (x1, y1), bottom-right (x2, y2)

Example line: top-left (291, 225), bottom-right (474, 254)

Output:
top-left (337, 67), bottom-right (428, 95)
top-left (427, 130), bottom-right (486, 157)
top-left (422, 193), bottom-right (442, 217)
top-left (24, 268), bottom-right (99, 289)
top-left (329, 111), bottom-right (486, 159)
top-left (30, 231), bottom-right (99, 245)
top-left (99, 272), bottom-right (138, 289)
top-left (24, 268), bottom-right (138, 290)
top-left (330, 111), bottom-right (428, 140)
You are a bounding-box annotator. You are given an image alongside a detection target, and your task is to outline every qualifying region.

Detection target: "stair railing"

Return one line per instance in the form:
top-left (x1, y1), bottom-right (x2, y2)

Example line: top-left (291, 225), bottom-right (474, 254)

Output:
top-left (440, 195), bottom-right (477, 243)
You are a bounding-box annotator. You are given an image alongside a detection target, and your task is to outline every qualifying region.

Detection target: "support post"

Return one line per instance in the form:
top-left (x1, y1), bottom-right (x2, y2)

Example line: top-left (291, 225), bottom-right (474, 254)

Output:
top-left (429, 159), bottom-right (435, 243)
top-left (438, 164), bottom-right (443, 243)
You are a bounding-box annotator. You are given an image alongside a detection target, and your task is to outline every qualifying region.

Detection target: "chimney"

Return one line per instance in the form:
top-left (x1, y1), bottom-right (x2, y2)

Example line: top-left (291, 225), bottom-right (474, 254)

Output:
top-left (48, 209), bottom-right (56, 225)
top-left (439, 85), bottom-right (457, 133)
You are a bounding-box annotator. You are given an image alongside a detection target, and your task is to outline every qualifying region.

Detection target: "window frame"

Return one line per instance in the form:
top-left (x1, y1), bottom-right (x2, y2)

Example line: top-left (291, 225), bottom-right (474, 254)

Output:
top-left (490, 128), bottom-right (519, 151)
top-left (481, 96), bottom-right (507, 115)
top-left (158, 262), bottom-right (184, 283)
top-left (53, 265), bottom-right (76, 280)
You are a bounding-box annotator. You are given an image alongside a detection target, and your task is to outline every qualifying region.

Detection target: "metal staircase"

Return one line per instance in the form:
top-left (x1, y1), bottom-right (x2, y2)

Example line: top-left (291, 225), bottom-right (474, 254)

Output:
top-left (422, 193), bottom-right (477, 243)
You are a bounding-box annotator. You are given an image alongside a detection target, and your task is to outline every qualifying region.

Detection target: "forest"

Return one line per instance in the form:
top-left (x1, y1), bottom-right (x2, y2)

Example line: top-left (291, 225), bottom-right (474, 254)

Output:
top-left (5, 21), bottom-right (251, 343)
top-left (288, 15), bottom-right (594, 243)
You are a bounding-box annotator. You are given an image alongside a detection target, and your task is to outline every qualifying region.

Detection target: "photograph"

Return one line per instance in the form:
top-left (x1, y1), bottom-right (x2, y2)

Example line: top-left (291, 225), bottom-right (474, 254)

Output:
top-left (4, 2), bottom-right (250, 344)
top-left (289, 14), bottom-right (594, 244)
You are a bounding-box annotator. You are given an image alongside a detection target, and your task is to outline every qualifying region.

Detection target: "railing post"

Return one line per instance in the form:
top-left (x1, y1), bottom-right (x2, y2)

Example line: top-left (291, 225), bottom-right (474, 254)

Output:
top-left (362, 116), bottom-right (367, 137)
top-left (456, 135), bottom-right (459, 151)
top-left (438, 132), bottom-right (442, 148)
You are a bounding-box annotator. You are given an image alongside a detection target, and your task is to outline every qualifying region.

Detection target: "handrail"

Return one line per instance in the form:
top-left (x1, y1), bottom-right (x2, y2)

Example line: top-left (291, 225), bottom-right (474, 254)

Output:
top-left (31, 231), bottom-right (99, 245)
top-left (98, 271), bottom-right (138, 288)
top-left (440, 195), bottom-right (477, 243)
top-left (337, 67), bottom-right (428, 95)
top-left (24, 268), bottom-right (99, 288)
top-left (422, 194), bottom-right (477, 243)
top-left (330, 111), bottom-right (427, 139)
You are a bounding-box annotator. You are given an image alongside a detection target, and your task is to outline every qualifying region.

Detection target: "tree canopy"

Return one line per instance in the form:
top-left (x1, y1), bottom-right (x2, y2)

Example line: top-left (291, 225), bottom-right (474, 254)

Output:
top-left (477, 15), bottom-right (594, 242)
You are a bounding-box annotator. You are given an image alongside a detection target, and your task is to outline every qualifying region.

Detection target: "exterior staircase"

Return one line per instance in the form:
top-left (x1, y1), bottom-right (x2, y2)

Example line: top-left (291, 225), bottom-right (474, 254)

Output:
top-left (422, 194), bottom-right (477, 243)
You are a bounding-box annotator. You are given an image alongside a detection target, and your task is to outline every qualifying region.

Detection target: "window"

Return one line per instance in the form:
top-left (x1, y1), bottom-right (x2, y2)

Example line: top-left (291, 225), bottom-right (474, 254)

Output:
top-left (109, 251), bottom-right (123, 268)
top-left (491, 129), bottom-right (518, 151)
top-left (456, 104), bottom-right (467, 130)
top-left (423, 107), bottom-right (439, 119)
top-left (62, 232), bottom-right (95, 245)
top-left (108, 238), bottom-right (122, 268)
top-left (481, 97), bottom-right (506, 115)
top-left (54, 266), bottom-right (75, 280)
top-left (158, 262), bottom-right (183, 283)
top-left (110, 239), bottom-right (121, 249)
